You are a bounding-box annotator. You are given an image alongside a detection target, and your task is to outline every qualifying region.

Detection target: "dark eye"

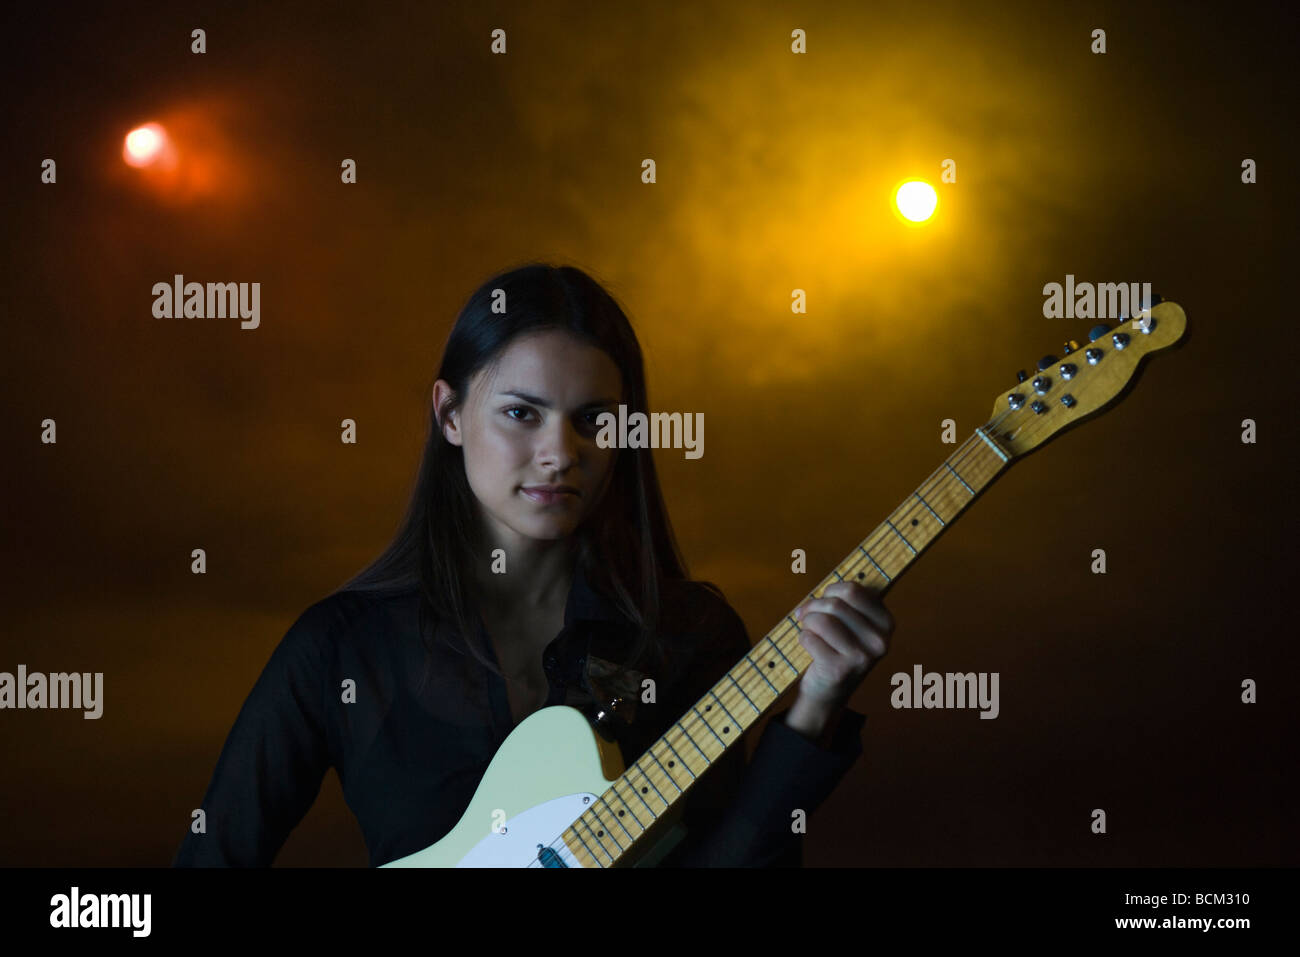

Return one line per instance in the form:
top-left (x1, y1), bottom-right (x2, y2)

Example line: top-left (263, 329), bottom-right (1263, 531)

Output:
top-left (505, 406), bottom-right (534, 422)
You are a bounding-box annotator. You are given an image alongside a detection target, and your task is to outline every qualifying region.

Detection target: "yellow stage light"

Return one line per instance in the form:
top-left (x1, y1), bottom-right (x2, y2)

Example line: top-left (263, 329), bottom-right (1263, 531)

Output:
top-left (894, 180), bottom-right (938, 223)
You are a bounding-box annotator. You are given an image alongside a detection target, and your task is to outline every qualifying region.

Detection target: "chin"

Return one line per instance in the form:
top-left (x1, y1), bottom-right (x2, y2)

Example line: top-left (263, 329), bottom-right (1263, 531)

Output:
top-left (516, 516), bottom-right (579, 541)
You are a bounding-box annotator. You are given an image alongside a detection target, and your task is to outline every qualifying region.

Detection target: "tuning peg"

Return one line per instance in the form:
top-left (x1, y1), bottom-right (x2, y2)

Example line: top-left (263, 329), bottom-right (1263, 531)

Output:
top-left (1087, 324), bottom-right (1111, 342)
top-left (1016, 369), bottom-right (1028, 383)
top-left (1062, 340), bottom-right (1080, 355)
top-left (1036, 355), bottom-right (1057, 372)
top-left (1131, 293), bottom-right (1163, 321)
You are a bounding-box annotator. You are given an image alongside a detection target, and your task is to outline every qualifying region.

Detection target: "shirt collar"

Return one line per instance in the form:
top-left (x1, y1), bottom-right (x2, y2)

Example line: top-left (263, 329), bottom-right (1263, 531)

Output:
top-left (563, 561), bottom-right (626, 630)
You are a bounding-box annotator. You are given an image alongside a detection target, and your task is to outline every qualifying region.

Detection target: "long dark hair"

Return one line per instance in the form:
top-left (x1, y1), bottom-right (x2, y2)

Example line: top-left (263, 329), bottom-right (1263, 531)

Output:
top-left (335, 260), bottom-right (691, 685)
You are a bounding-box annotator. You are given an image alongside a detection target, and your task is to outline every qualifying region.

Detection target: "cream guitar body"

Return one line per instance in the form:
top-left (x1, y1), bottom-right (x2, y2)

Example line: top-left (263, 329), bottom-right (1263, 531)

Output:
top-left (381, 705), bottom-right (680, 868)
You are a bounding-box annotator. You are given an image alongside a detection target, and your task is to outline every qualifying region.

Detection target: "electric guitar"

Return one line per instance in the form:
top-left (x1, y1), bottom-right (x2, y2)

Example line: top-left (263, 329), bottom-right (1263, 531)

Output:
top-left (381, 299), bottom-right (1189, 868)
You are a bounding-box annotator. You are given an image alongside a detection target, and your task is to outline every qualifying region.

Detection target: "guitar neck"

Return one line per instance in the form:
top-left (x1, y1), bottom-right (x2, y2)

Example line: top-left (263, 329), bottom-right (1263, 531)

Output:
top-left (553, 298), bottom-right (1188, 866)
top-left (561, 427), bottom-right (1013, 867)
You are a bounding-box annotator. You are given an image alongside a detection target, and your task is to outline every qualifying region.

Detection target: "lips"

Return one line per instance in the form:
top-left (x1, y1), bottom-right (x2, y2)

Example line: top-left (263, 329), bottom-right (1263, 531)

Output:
top-left (520, 485), bottom-right (579, 505)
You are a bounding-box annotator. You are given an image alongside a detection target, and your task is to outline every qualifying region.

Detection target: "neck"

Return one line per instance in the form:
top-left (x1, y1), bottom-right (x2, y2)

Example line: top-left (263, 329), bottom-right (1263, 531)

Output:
top-left (472, 525), bottom-right (578, 613)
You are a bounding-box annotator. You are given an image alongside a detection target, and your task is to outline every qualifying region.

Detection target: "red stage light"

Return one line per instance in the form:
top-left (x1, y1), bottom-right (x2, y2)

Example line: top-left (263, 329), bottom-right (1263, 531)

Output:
top-left (123, 123), bottom-right (167, 167)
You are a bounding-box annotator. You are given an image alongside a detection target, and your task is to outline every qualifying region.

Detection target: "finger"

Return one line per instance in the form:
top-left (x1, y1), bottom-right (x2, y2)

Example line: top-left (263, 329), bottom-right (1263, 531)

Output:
top-left (820, 582), bottom-right (895, 637)
top-left (794, 619), bottom-right (840, 663)
top-left (799, 607), bottom-right (875, 663)
top-left (798, 597), bottom-right (888, 659)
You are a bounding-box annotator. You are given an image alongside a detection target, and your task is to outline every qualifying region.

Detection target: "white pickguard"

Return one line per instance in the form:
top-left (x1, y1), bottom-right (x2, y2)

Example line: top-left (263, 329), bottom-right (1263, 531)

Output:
top-left (458, 793), bottom-right (595, 867)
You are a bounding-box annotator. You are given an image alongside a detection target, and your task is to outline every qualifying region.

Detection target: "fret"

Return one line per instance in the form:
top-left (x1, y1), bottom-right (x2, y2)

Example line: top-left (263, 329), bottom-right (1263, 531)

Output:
top-left (652, 747), bottom-right (691, 792)
top-left (858, 545), bottom-right (892, 582)
top-left (613, 769), bottom-right (660, 816)
top-left (610, 804), bottom-right (646, 837)
top-left (675, 720), bottom-right (710, 764)
top-left (761, 635), bottom-right (799, 677)
top-left (571, 829), bottom-right (605, 868)
top-left (610, 780), bottom-right (651, 827)
top-left (944, 460), bottom-right (975, 496)
top-left (708, 687), bottom-right (747, 723)
top-left (742, 655), bottom-right (780, 697)
top-left (587, 801), bottom-right (628, 854)
top-left (691, 706), bottom-right (728, 749)
top-left (632, 758), bottom-right (669, 806)
top-left (576, 817), bottom-right (615, 865)
top-left (724, 672), bottom-right (759, 713)
top-left (884, 518), bottom-right (915, 554)
top-left (841, 559), bottom-right (869, 582)
top-left (975, 427), bottom-right (1009, 462)
top-left (649, 744), bottom-right (688, 790)
top-left (597, 794), bottom-right (636, 844)
top-left (914, 491), bottom-right (946, 526)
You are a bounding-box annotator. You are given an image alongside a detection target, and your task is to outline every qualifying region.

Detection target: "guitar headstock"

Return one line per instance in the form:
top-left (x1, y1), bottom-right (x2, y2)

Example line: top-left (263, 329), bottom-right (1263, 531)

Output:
top-left (986, 298), bottom-right (1188, 458)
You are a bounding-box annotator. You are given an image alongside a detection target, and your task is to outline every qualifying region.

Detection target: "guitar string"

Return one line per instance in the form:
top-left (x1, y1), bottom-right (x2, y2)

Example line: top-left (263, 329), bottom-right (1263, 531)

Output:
top-left (532, 409), bottom-right (1025, 867)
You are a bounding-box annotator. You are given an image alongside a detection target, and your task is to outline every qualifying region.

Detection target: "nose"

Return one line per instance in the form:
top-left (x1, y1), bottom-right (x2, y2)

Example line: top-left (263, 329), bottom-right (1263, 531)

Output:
top-left (535, 415), bottom-right (580, 472)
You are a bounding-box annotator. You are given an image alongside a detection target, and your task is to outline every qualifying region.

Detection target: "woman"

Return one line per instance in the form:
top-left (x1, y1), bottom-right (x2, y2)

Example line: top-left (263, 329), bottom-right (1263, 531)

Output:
top-left (173, 262), bottom-right (893, 868)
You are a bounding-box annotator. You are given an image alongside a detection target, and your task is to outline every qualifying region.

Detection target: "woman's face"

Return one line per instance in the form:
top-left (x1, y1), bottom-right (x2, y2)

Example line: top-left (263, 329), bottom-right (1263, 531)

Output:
top-left (436, 329), bottom-right (623, 553)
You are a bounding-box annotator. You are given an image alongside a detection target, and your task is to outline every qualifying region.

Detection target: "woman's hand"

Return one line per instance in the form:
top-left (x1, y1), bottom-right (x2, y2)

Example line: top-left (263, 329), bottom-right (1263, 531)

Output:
top-left (784, 581), bottom-right (894, 744)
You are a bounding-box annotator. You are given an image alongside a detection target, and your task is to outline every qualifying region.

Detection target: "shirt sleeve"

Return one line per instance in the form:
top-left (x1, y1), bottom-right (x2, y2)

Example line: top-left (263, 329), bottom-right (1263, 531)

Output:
top-left (172, 601), bottom-right (336, 867)
top-left (657, 586), bottom-right (868, 867)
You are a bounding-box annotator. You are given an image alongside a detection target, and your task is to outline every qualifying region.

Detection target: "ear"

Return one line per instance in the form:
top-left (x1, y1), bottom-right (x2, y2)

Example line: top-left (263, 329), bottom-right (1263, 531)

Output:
top-left (432, 380), bottom-right (463, 446)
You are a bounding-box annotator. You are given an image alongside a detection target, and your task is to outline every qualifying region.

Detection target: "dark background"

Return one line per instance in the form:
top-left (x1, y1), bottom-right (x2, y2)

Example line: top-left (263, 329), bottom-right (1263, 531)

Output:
top-left (1, 0), bottom-right (1295, 866)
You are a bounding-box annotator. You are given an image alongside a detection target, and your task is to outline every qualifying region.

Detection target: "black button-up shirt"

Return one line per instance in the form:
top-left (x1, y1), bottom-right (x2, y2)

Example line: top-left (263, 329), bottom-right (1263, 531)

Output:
top-left (173, 564), bottom-right (867, 867)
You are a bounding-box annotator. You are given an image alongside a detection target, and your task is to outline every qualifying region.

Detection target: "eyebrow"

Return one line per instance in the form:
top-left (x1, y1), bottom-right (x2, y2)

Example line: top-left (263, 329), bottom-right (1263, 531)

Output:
top-left (497, 390), bottom-right (619, 410)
